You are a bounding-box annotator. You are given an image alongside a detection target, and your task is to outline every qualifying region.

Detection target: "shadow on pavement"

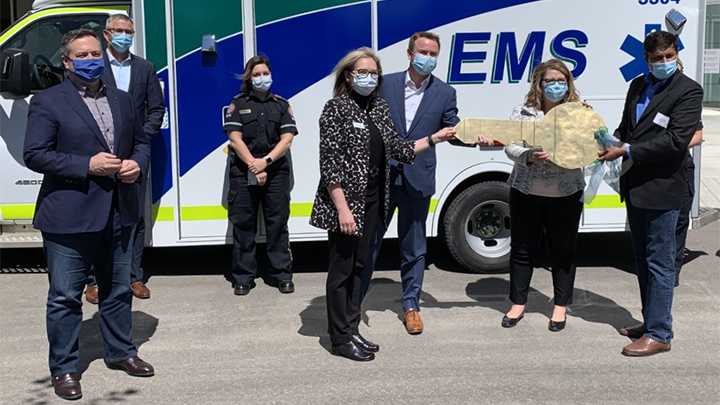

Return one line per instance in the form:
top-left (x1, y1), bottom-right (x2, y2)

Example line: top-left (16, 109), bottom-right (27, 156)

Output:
top-left (465, 277), bottom-right (641, 331)
top-left (77, 310), bottom-right (159, 375)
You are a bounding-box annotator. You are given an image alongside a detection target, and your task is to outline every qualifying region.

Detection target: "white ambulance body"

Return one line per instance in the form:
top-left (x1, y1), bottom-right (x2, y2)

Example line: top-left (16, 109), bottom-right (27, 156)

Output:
top-left (0, 0), bottom-right (706, 271)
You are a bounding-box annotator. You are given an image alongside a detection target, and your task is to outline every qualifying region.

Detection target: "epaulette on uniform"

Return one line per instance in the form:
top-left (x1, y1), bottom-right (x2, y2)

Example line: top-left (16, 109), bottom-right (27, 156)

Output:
top-left (232, 93), bottom-right (244, 100)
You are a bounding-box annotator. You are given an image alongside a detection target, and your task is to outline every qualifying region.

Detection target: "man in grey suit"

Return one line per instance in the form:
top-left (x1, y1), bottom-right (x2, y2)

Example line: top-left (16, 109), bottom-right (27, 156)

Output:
top-left (361, 31), bottom-right (460, 334)
top-left (85, 14), bottom-right (165, 303)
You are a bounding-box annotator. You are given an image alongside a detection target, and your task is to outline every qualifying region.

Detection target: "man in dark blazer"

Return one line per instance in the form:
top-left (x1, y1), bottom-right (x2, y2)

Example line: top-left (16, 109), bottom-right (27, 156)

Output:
top-left (84, 14), bottom-right (165, 303)
top-left (23, 29), bottom-right (154, 400)
top-left (362, 31), bottom-right (460, 334)
top-left (599, 31), bottom-right (702, 357)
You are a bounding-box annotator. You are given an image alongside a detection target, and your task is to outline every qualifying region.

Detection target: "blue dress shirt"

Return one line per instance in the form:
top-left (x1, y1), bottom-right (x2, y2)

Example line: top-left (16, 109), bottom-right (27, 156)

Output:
top-left (106, 49), bottom-right (132, 92)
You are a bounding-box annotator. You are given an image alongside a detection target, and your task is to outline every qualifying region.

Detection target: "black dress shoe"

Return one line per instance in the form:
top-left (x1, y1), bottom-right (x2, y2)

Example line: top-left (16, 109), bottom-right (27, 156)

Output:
top-left (278, 280), bottom-right (295, 294)
top-left (548, 318), bottom-right (566, 332)
top-left (501, 313), bottom-right (524, 328)
top-left (352, 333), bottom-right (379, 353)
top-left (331, 341), bottom-right (374, 361)
top-left (234, 282), bottom-right (256, 296)
top-left (105, 356), bottom-right (154, 377)
top-left (52, 373), bottom-right (82, 400)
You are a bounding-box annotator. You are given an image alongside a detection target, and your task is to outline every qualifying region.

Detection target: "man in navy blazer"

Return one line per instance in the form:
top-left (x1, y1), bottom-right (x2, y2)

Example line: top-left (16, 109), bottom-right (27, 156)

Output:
top-left (23, 29), bottom-right (153, 400)
top-left (362, 32), bottom-right (460, 334)
top-left (83, 14), bottom-right (165, 303)
top-left (599, 31), bottom-right (702, 357)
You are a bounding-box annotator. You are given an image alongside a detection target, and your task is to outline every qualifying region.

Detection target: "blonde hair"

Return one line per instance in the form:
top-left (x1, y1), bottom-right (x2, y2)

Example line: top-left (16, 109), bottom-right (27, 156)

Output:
top-left (524, 59), bottom-right (580, 110)
top-left (331, 47), bottom-right (383, 98)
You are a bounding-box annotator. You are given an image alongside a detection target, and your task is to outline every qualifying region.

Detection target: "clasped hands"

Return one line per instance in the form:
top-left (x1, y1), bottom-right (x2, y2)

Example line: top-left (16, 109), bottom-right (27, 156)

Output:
top-left (247, 158), bottom-right (268, 186)
top-left (89, 152), bottom-right (141, 183)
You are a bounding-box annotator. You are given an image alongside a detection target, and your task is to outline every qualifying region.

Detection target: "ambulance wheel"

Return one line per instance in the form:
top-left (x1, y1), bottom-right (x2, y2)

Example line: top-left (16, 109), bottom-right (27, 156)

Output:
top-left (443, 181), bottom-right (511, 273)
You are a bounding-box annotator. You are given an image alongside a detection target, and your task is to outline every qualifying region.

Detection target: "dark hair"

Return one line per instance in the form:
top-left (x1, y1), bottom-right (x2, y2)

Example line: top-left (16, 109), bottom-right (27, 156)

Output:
top-left (240, 55), bottom-right (271, 95)
top-left (61, 28), bottom-right (99, 57)
top-left (408, 31), bottom-right (441, 52)
top-left (643, 31), bottom-right (678, 60)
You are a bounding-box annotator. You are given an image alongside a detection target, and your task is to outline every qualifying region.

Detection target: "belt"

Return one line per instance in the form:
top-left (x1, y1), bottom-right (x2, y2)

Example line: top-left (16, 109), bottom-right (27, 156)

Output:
top-left (396, 163), bottom-right (404, 171)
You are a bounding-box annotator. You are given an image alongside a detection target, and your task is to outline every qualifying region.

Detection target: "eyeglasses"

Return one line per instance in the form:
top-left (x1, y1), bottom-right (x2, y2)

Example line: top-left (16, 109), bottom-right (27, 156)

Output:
top-left (107, 28), bottom-right (135, 35)
top-left (542, 79), bottom-right (567, 86)
top-left (352, 69), bottom-right (379, 79)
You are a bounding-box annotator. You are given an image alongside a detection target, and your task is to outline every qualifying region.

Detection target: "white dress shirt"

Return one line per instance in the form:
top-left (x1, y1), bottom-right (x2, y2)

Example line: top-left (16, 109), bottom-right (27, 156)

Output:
top-left (107, 49), bottom-right (132, 92)
top-left (404, 71), bottom-right (430, 131)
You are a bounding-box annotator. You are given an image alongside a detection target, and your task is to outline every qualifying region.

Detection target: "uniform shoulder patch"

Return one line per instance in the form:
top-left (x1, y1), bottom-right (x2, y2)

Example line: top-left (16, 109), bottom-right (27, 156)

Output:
top-left (226, 102), bottom-right (236, 115)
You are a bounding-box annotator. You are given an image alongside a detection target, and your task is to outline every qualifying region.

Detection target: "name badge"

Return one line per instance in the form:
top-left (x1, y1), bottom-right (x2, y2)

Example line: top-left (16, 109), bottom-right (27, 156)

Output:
top-left (353, 121), bottom-right (365, 129)
top-left (239, 109), bottom-right (252, 114)
top-left (653, 112), bottom-right (669, 129)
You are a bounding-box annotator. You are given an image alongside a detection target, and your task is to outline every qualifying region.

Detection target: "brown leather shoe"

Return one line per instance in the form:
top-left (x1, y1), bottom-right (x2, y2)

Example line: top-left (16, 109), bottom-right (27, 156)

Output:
top-left (105, 356), bottom-right (154, 377)
top-left (52, 373), bottom-right (82, 400)
top-left (622, 336), bottom-right (671, 357)
top-left (404, 309), bottom-right (423, 335)
top-left (85, 285), bottom-right (99, 305)
top-left (131, 281), bottom-right (151, 299)
top-left (619, 323), bottom-right (674, 339)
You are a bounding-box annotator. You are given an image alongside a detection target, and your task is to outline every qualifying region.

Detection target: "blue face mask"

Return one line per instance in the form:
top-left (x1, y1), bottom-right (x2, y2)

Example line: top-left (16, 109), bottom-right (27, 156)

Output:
top-left (70, 58), bottom-right (105, 82)
top-left (412, 53), bottom-right (437, 76)
top-left (111, 33), bottom-right (133, 52)
top-left (252, 75), bottom-right (273, 92)
top-left (651, 60), bottom-right (677, 80)
top-left (544, 82), bottom-right (568, 102)
top-left (352, 74), bottom-right (378, 96)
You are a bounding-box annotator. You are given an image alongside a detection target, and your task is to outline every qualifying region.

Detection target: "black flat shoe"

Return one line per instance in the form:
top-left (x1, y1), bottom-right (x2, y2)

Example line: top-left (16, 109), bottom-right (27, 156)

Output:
top-left (331, 341), bottom-right (374, 361)
top-left (278, 280), bottom-right (295, 294)
top-left (233, 282), bottom-right (256, 296)
top-left (548, 319), bottom-right (566, 332)
top-left (352, 334), bottom-right (379, 353)
top-left (501, 313), bottom-right (524, 328)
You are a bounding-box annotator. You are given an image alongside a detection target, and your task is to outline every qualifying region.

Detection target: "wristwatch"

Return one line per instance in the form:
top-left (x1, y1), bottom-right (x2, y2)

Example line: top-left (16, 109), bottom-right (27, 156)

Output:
top-left (264, 155), bottom-right (273, 165)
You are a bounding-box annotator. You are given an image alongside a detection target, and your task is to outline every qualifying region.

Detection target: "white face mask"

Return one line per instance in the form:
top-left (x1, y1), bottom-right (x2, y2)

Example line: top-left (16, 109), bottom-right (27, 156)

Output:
top-left (252, 75), bottom-right (272, 92)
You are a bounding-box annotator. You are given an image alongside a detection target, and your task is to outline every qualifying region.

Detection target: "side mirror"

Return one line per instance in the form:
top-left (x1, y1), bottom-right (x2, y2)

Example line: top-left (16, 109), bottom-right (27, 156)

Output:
top-left (0, 48), bottom-right (31, 99)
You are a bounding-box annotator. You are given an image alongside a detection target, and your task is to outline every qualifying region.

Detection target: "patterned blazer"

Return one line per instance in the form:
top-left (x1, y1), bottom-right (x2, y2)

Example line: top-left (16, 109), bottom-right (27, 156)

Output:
top-left (310, 94), bottom-right (415, 236)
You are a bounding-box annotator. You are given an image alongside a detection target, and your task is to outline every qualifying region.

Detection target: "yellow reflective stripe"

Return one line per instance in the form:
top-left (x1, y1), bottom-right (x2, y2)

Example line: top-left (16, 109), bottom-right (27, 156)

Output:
top-left (429, 199), bottom-right (438, 213)
top-left (0, 6), bottom-right (129, 44)
top-left (152, 207), bottom-right (174, 222)
top-left (290, 202), bottom-right (313, 217)
top-left (181, 206), bottom-right (228, 221)
top-left (0, 204), bottom-right (35, 219)
top-left (584, 195), bottom-right (625, 209)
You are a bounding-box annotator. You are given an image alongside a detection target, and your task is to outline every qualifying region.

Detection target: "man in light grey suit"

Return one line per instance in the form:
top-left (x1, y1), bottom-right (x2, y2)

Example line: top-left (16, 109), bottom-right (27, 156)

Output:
top-left (361, 31), bottom-right (460, 334)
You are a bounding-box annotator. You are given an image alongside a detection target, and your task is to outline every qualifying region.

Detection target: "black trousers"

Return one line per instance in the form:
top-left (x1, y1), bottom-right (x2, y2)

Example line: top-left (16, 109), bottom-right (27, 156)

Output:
top-left (508, 188), bottom-right (583, 306)
top-left (674, 159), bottom-right (695, 275)
top-left (326, 197), bottom-right (380, 345)
top-left (228, 160), bottom-right (291, 285)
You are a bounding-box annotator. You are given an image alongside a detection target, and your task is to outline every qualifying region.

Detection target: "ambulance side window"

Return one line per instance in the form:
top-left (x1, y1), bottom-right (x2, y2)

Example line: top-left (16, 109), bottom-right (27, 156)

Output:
top-left (0, 14), bottom-right (108, 92)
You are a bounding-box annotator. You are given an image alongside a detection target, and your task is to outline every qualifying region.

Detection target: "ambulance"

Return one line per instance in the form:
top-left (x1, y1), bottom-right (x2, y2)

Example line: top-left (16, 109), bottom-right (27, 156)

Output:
top-left (0, 0), bottom-right (707, 272)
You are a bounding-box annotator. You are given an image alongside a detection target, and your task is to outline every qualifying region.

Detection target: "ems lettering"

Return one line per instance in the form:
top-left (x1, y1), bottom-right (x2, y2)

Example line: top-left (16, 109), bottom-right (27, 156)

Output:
top-left (448, 30), bottom-right (588, 85)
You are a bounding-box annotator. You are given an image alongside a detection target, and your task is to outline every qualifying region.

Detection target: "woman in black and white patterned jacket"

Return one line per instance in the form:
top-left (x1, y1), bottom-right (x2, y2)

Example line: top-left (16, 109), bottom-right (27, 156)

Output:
top-left (310, 47), bottom-right (455, 362)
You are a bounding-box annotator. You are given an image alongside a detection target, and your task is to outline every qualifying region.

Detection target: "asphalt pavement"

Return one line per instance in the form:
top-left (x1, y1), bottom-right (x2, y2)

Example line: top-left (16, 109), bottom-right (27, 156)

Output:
top-left (1, 217), bottom-right (719, 404)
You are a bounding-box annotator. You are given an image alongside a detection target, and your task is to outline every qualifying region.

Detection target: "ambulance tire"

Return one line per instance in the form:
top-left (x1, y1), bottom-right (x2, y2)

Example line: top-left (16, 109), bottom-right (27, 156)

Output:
top-left (443, 181), bottom-right (511, 273)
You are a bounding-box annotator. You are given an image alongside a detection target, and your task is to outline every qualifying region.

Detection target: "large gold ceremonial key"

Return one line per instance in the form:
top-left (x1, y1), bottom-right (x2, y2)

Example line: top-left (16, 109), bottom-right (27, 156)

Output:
top-left (454, 102), bottom-right (606, 169)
